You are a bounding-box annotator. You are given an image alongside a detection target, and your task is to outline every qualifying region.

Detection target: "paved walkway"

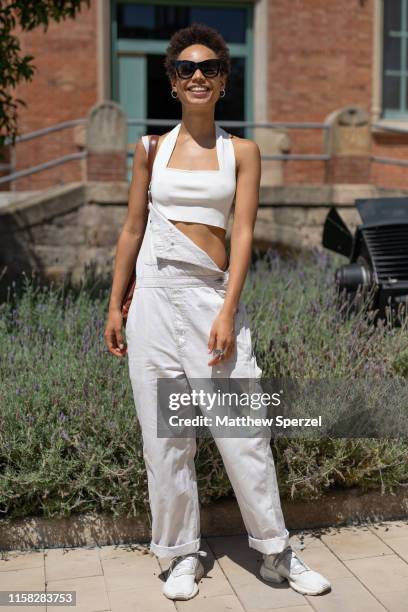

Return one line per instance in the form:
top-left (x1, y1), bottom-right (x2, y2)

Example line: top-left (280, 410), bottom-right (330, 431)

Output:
top-left (0, 520), bottom-right (407, 611)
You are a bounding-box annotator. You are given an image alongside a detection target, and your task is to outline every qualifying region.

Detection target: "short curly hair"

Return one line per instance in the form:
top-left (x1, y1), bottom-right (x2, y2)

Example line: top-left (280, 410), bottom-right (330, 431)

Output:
top-left (164, 22), bottom-right (231, 83)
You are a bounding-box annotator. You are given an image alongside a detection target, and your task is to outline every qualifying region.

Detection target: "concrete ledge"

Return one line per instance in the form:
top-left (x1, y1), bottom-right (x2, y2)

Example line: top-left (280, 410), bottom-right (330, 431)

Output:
top-left (2, 181), bottom-right (408, 282)
top-left (259, 184), bottom-right (408, 207)
top-left (86, 180), bottom-right (129, 204)
top-left (0, 183), bottom-right (86, 230)
top-left (0, 486), bottom-right (407, 551)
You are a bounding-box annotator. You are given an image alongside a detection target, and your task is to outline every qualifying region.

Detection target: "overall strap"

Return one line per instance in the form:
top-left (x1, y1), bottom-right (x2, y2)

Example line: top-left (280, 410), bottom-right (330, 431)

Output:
top-left (217, 124), bottom-right (235, 174)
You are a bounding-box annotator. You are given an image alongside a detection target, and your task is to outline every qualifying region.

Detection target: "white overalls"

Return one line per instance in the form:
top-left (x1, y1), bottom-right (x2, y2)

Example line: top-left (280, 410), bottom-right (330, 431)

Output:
top-left (126, 124), bottom-right (290, 559)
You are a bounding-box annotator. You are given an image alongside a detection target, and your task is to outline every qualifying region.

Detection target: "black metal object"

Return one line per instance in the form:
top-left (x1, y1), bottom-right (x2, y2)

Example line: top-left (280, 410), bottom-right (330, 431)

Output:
top-left (322, 197), bottom-right (408, 319)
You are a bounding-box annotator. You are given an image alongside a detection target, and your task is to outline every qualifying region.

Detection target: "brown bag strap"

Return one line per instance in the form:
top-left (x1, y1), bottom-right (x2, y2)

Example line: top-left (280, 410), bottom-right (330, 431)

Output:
top-left (146, 134), bottom-right (159, 205)
top-left (147, 134), bottom-right (159, 179)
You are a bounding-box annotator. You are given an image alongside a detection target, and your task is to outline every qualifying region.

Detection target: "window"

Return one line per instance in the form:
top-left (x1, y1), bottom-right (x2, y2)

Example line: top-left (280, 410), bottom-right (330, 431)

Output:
top-left (382, 0), bottom-right (408, 117)
top-left (111, 1), bottom-right (253, 179)
top-left (117, 4), bottom-right (247, 43)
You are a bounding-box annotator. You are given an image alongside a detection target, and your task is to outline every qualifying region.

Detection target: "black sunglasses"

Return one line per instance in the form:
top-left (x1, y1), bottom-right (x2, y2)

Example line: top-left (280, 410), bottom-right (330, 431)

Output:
top-left (175, 59), bottom-right (221, 79)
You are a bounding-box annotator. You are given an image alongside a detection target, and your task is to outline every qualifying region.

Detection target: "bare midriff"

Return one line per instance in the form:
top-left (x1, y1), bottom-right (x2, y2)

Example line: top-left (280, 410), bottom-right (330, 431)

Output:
top-left (169, 220), bottom-right (229, 272)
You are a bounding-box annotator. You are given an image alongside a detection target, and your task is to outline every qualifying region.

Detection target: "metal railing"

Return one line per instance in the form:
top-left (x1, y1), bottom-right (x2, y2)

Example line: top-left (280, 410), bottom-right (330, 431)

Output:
top-left (127, 119), bottom-right (332, 161)
top-left (371, 121), bottom-right (408, 167)
top-left (0, 119), bottom-right (87, 186)
top-left (2, 117), bottom-right (408, 185)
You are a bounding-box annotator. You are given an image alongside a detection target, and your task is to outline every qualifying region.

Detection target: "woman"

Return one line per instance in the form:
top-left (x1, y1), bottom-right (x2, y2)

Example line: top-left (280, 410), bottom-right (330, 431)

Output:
top-left (104, 22), bottom-right (330, 602)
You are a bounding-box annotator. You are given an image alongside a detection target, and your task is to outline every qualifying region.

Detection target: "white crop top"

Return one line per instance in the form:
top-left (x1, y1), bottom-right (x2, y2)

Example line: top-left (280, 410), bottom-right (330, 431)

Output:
top-left (141, 122), bottom-right (236, 229)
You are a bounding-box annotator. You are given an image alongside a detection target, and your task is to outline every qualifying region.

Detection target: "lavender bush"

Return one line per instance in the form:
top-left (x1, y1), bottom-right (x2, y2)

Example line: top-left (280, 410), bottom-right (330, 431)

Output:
top-left (0, 251), bottom-right (407, 520)
top-left (243, 248), bottom-right (408, 500)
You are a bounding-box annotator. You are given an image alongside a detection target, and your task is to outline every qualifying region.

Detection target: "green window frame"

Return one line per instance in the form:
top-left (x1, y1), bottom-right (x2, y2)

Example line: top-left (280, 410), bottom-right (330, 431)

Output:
top-left (111, 0), bottom-right (254, 156)
top-left (382, 0), bottom-right (408, 118)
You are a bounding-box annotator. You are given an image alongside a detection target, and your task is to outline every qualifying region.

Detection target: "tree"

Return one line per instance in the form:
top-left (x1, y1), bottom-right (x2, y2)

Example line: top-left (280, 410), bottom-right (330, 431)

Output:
top-left (0, 0), bottom-right (90, 157)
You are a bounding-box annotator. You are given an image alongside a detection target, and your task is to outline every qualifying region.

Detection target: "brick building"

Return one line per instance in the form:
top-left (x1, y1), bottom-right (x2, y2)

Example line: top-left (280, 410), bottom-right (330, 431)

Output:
top-left (3, 0), bottom-right (408, 191)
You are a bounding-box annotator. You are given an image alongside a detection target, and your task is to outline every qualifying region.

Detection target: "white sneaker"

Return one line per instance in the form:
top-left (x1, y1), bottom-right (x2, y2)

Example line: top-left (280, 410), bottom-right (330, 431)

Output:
top-left (260, 546), bottom-right (331, 595)
top-left (162, 550), bottom-right (207, 600)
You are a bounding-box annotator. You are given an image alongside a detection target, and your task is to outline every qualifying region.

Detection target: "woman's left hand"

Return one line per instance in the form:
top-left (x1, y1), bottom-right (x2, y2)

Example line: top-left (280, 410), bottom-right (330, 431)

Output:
top-left (208, 311), bottom-right (235, 366)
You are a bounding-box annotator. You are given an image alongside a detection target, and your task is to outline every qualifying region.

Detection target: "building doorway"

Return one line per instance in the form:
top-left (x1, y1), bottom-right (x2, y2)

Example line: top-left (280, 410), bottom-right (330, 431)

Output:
top-left (111, 1), bottom-right (253, 178)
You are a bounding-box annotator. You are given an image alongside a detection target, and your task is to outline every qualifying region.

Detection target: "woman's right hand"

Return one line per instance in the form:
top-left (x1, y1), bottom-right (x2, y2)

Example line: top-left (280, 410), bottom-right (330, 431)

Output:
top-left (104, 308), bottom-right (127, 357)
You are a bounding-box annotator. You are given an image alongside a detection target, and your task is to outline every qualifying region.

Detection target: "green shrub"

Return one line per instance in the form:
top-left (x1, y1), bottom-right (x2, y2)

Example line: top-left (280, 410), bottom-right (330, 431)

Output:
top-left (0, 250), bottom-right (407, 520)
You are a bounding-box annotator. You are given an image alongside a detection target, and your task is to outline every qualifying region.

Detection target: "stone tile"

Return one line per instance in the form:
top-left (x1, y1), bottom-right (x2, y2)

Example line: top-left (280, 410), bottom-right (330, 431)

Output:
top-left (369, 521), bottom-right (408, 540)
top-left (376, 589), bottom-right (408, 612)
top-left (344, 554), bottom-right (408, 595)
top-left (108, 586), bottom-right (175, 612)
top-left (177, 594), bottom-right (245, 611)
top-left (0, 566), bottom-right (45, 589)
top-left (228, 580), bottom-right (309, 611)
top-left (379, 536), bottom-right (408, 563)
top-left (368, 521), bottom-right (408, 562)
top-left (207, 535), bottom-right (307, 610)
top-left (0, 566), bottom-right (46, 610)
top-left (321, 526), bottom-right (393, 560)
top-left (45, 546), bottom-right (102, 582)
top-left (0, 549), bottom-right (44, 572)
top-left (101, 545), bottom-right (162, 592)
top-left (205, 534), bottom-right (262, 577)
top-left (289, 531), bottom-right (326, 551)
top-left (0, 570), bottom-right (46, 612)
top-left (248, 607), bottom-right (312, 612)
top-left (305, 576), bottom-right (386, 611)
top-left (99, 543), bottom-right (150, 560)
top-left (295, 543), bottom-right (352, 579)
top-left (47, 575), bottom-right (109, 612)
top-left (1, 605), bottom-right (47, 612)
top-left (0, 602), bottom-right (46, 612)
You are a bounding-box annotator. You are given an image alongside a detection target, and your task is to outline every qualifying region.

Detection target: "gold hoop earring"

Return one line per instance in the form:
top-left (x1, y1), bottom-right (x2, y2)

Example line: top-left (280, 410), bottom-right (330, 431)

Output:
top-left (220, 89), bottom-right (226, 98)
top-left (171, 89), bottom-right (178, 99)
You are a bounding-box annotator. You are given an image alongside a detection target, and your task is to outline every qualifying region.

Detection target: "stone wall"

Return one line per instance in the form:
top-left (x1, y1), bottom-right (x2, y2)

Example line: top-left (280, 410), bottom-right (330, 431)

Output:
top-left (2, 182), bottom-right (408, 286)
top-left (0, 182), bottom-right (128, 285)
